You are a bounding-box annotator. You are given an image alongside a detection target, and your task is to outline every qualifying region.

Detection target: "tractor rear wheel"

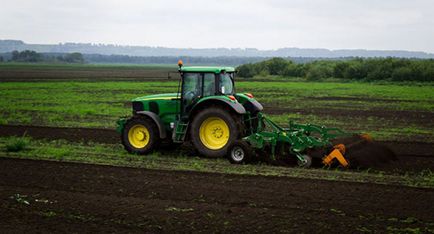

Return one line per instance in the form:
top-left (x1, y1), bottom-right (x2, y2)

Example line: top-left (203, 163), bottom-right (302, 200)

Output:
top-left (121, 116), bottom-right (159, 155)
top-left (190, 107), bottom-right (240, 158)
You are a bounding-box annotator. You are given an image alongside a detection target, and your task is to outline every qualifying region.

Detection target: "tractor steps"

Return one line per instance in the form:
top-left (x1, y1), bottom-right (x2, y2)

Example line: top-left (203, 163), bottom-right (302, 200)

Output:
top-left (173, 122), bottom-right (189, 143)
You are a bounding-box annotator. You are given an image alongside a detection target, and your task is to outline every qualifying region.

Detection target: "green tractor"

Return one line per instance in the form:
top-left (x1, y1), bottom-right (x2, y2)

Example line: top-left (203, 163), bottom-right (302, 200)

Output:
top-left (117, 61), bottom-right (395, 168)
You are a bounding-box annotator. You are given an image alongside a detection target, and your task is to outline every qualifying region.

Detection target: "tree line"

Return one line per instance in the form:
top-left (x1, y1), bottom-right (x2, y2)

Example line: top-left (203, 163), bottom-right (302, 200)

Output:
top-left (2, 40), bottom-right (434, 58)
top-left (0, 51), bottom-right (268, 65)
top-left (0, 50), bottom-right (84, 63)
top-left (237, 57), bottom-right (434, 82)
top-left (82, 54), bottom-right (268, 65)
top-left (0, 50), bottom-right (385, 66)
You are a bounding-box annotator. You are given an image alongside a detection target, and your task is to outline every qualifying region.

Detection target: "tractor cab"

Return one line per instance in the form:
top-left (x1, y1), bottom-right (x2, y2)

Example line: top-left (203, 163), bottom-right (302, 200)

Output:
top-left (177, 61), bottom-right (236, 119)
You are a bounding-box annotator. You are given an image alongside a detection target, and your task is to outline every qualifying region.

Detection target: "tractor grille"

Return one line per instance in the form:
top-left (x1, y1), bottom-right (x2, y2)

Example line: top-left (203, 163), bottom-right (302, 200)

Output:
top-left (132, 101), bottom-right (144, 112)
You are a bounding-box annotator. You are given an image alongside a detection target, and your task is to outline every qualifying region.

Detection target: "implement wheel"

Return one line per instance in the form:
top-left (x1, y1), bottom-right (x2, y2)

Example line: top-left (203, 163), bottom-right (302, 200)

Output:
top-left (121, 116), bottom-right (159, 154)
top-left (228, 140), bottom-right (253, 164)
top-left (297, 155), bottom-right (312, 168)
top-left (191, 107), bottom-right (240, 158)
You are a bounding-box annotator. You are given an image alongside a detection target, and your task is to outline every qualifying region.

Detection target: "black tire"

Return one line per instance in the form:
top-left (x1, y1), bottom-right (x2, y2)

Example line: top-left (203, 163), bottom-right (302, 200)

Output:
top-left (228, 140), bottom-right (253, 164)
top-left (121, 116), bottom-right (159, 155)
top-left (190, 107), bottom-right (240, 158)
top-left (297, 155), bottom-right (313, 168)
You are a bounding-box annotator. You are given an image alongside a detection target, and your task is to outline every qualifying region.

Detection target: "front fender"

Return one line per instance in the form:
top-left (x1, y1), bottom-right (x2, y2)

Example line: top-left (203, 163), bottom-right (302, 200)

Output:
top-left (135, 111), bottom-right (167, 139)
top-left (116, 117), bottom-right (127, 134)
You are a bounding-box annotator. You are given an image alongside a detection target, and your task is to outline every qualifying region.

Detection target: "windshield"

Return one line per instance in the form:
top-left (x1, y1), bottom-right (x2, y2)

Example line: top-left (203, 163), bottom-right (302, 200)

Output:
top-left (219, 73), bottom-right (234, 95)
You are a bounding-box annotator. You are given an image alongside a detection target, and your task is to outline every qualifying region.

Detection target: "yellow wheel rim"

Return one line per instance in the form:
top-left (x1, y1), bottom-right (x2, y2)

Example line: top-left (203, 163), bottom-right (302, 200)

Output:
top-left (199, 117), bottom-right (230, 150)
top-left (128, 124), bottom-right (150, 148)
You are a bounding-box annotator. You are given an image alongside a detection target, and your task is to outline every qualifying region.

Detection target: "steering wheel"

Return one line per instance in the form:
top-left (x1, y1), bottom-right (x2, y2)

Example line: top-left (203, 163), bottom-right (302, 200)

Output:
top-left (184, 91), bottom-right (196, 101)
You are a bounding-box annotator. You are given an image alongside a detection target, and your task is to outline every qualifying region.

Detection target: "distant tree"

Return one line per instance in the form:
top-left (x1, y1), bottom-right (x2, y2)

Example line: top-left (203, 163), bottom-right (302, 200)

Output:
top-left (422, 65), bottom-right (434, 81)
top-left (306, 63), bottom-right (332, 81)
top-left (258, 69), bottom-right (270, 77)
top-left (333, 62), bottom-right (349, 78)
top-left (235, 57), bottom-right (434, 82)
top-left (342, 62), bottom-right (364, 80)
top-left (63, 52), bottom-right (84, 63)
top-left (237, 64), bottom-right (255, 78)
top-left (10, 50), bottom-right (42, 62)
top-left (282, 63), bottom-right (307, 77)
top-left (11, 50), bottom-right (20, 61)
top-left (265, 57), bottom-right (289, 75)
top-left (366, 68), bottom-right (386, 80)
top-left (282, 63), bottom-right (297, 77)
top-left (391, 67), bottom-right (413, 81)
top-left (56, 55), bottom-right (64, 62)
top-left (0, 56), bottom-right (3, 62)
top-left (370, 58), bottom-right (394, 80)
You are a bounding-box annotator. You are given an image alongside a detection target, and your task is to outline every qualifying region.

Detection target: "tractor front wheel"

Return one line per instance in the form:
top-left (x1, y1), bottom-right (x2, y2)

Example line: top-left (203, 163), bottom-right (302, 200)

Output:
top-left (191, 107), bottom-right (240, 158)
top-left (121, 116), bottom-right (159, 154)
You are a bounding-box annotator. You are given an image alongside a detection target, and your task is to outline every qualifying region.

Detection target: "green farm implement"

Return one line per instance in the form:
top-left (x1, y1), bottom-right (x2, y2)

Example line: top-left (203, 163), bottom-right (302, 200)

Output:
top-left (117, 61), bottom-right (395, 168)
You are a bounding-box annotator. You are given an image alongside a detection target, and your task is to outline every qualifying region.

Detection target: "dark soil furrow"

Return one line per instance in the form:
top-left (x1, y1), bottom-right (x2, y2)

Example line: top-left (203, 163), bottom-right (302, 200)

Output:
top-left (0, 158), bottom-right (433, 233)
top-left (263, 105), bottom-right (434, 124)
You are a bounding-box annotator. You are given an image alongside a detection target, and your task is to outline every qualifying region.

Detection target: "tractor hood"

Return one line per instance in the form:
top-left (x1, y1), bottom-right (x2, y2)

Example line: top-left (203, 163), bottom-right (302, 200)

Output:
top-left (132, 93), bottom-right (179, 102)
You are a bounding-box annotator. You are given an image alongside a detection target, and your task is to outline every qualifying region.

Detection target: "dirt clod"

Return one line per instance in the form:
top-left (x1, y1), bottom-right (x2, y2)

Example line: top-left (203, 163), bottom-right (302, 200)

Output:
top-left (345, 141), bottom-right (398, 169)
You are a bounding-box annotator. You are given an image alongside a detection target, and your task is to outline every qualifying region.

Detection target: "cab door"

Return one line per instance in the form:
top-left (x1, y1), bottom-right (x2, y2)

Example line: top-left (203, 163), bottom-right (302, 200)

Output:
top-left (181, 73), bottom-right (202, 118)
top-left (180, 72), bottom-right (216, 118)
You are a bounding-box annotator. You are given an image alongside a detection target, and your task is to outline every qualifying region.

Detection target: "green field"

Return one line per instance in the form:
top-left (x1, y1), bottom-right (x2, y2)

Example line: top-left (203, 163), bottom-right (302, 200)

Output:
top-left (1, 79), bottom-right (433, 141)
top-left (0, 63), bottom-right (433, 185)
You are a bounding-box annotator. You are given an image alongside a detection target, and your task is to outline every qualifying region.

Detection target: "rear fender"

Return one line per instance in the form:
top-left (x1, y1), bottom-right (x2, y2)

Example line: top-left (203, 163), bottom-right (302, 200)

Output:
top-left (191, 97), bottom-right (246, 115)
top-left (235, 93), bottom-right (263, 113)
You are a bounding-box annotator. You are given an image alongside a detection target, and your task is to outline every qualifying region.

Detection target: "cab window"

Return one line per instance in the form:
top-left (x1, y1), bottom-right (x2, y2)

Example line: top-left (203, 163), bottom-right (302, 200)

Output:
top-left (219, 73), bottom-right (234, 94)
top-left (182, 73), bottom-right (202, 107)
top-left (203, 73), bottom-right (216, 96)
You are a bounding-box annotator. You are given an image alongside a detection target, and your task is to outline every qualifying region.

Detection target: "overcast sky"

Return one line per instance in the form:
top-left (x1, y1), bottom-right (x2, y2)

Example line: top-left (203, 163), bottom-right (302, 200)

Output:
top-left (1, 0), bottom-right (433, 52)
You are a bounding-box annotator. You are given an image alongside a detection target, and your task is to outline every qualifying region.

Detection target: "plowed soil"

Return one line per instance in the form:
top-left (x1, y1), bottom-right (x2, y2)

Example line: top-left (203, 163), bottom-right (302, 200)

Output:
top-left (264, 105), bottom-right (434, 129)
top-left (0, 124), bottom-right (119, 144)
top-left (1, 124), bottom-right (433, 173)
top-left (1, 158), bottom-right (433, 233)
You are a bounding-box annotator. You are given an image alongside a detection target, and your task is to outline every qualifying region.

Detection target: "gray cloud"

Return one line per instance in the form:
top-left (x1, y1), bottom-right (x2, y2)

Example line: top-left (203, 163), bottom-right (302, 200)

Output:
top-left (0, 0), bottom-right (433, 52)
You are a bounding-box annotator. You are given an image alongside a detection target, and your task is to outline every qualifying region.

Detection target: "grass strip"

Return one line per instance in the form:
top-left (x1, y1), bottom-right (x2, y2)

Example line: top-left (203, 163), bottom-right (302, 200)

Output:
top-left (0, 137), bottom-right (433, 189)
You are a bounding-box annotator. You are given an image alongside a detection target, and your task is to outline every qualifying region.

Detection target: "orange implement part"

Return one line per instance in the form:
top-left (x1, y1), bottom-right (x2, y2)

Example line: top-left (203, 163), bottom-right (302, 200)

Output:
top-left (360, 133), bottom-right (373, 142)
top-left (334, 144), bottom-right (346, 155)
top-left (322, 147), bottom-right (349, 168)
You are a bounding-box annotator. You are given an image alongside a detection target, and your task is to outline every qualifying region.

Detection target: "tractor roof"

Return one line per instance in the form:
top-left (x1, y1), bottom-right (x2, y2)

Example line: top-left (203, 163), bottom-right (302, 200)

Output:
top-left (180, 66), bottom-right (235, 73)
